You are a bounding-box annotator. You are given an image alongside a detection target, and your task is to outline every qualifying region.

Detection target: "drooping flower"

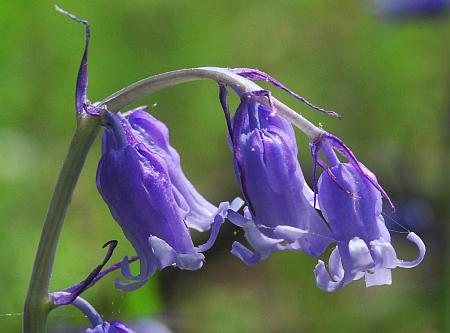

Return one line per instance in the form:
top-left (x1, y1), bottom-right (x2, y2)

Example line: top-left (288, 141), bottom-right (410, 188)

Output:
top-left (119, 107), bottom-right (226, 231)
top-left (83, 321), bottom-right (135, 333)
top-left (97, 111), bottom-right (242, 290)
top-left (377, 0), bottom-right (450, 19)
top-left (311, 134), bottom-right (426, 291)
top-left (222, 90), bottom-right (333, 264)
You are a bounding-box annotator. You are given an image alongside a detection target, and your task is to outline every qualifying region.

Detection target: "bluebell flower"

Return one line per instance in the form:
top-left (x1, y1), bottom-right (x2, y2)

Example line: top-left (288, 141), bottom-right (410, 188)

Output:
top-left (117, 107), bottom-right (227, 231)
top-left (83, 321), bottom-right (135, 333)
top-left (311, 133), bottom-right (426, 291)
top-left (97, 111), bottom-right (242, 290)
top-left (222, 91), bottom-right (333, 264)
top-left (377, 0), bottom-right (450, 19)
top-left (55, 5), bottom-right (104, 117)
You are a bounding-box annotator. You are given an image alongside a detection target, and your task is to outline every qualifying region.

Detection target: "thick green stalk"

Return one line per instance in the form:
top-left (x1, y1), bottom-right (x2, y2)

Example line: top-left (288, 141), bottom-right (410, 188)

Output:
top-left (23, 116), bottom-right (100, 333)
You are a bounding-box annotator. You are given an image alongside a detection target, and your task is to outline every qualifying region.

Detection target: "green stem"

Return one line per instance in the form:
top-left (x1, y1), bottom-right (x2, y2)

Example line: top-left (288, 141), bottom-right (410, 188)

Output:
top-left (23, 116), bottom-right (100, 333)
top-left (101, 67), bottom-right (324, 140)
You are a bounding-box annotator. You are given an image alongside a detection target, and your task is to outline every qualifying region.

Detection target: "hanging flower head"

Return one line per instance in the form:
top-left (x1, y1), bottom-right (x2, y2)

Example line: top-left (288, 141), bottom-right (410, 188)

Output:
top-left (311, 133), bottom-right (426, 291)
top-left (221, 89), bottom-right (333, 264)
top-left (115, 107), bottom-right (234, 231)
top-left (97, 111), bottom-right (241, 290)
top-left (83, 321), bottom-right (135, 333)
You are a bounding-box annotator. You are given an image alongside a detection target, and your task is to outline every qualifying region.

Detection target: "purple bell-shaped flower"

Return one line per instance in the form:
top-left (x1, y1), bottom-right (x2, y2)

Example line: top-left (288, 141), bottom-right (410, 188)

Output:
top-left (83, 321), bottom-right (135, 333)
top-left (113, 107), bottom-right (233, 232)
top-left (97, 111), bottom-right (241, 290)
top-left (312, 134), bottom-right (426, 291)
top-left (224, 91), bottom-right (333, 264)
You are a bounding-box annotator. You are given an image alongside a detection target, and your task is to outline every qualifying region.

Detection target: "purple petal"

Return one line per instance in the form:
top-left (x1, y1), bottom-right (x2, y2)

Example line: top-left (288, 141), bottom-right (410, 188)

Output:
top-left (127, 110), bottom-right (220, 232)
top-left (272, 225), bottom-right (308, 243)
top-left (242, 221), bottom-right (283, 259)
top-left (369, 239), bottom-right (398, 269)
top-left (227, 209), bottom-right (249, 228)
top-left (397, 232), bottom-right (426, 268)
top-left (231, 242), bottom-right (262, 266)
top-left (364, 268), bottom-right (392, 287)
top-left (329, 248), bottom-right (345, 281)
top-left (98, 120), bottom-right (202, 290)
top-left (314, 132), bottom-right (394, 210)
top-left (149, 236), bottom-right (178, 269)
top-left (195, 199), bottom-right (244, 252)
top-left (314, 260), bottom-right (345, 292)
top-left (227, 92), bottom-right (332, 260)
top-left (348, 237), bottom-right (375, 272)
top-left (176, 252), bottom-right (204, 270)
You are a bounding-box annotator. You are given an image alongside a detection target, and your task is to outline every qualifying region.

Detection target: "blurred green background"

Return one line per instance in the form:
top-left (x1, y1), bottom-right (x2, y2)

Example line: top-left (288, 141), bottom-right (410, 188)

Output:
top-left (0, 1), bottom-right (449, 332)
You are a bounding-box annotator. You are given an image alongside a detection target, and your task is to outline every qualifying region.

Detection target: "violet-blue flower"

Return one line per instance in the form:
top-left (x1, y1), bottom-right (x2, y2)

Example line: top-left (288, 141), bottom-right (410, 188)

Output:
top-left (377, 0), bottom-right (450, 19)
top-left (119, 107), bottom-right (229, 231)
top-left (97, 111), bottom-right (241, 290)
top-left (311, 134), bottom-right (426, 291)
top-left (83, 321), bottom-right (135, 333)
top-left (223, 91), bottom-right (332, 264)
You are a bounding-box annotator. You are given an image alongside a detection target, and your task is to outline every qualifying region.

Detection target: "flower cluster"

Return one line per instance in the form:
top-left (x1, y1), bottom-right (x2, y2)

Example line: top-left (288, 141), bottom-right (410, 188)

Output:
top-left (218, 86), bottom-right (425, 292)
top-left (51, 6), bottom-right (426, 332)
top-left (92, 78), bottom-right (426, 294)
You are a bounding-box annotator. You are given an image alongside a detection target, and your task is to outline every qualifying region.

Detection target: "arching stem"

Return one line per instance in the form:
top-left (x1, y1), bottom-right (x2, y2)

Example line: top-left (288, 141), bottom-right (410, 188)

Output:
top-left (24, 67), bottom-right (322, 333)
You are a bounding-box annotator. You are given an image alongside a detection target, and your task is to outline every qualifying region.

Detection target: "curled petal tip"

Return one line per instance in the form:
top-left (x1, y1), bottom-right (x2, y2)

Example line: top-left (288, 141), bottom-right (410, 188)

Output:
top-left (231, 242), bottom-right (261, 266)
top-left (397, 232), bottom-right (426, 268)
top-left (314, 260), bottom-right (344, 292)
